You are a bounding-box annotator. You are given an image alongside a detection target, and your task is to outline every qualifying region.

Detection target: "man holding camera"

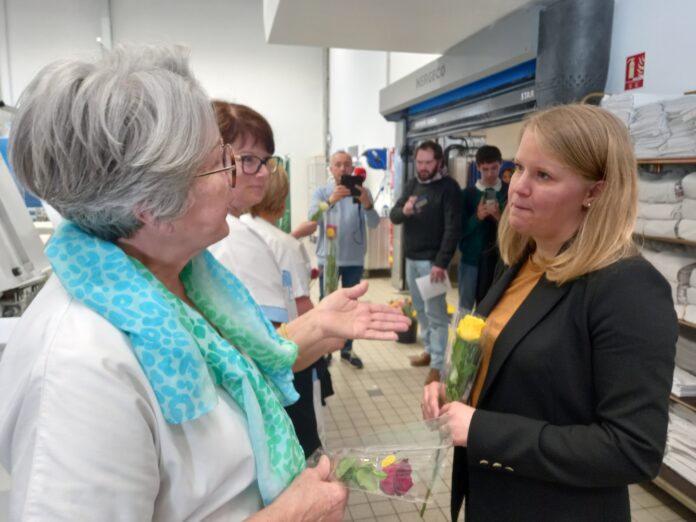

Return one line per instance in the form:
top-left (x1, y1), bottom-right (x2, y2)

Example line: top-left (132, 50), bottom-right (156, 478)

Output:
top-left (458, 145), bottom-right (507, 311)
top-left (390, 141), bottom-right (462, 385)
top-left (309, 150), bottom-right (379, 369)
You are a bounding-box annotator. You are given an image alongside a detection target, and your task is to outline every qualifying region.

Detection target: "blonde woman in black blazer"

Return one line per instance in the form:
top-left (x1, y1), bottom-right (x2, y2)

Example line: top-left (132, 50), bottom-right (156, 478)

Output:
top-left (423, 104), bottom-right (677, 522)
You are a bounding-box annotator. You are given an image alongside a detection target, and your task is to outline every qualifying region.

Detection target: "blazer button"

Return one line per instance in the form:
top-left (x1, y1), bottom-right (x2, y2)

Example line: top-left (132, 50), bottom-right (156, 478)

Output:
top-left (504, 466), bottom-right (514, 472)
top-left (479, 459), bottom-right (489, 466)
top-left (492, 462), bottom-right (502, 469)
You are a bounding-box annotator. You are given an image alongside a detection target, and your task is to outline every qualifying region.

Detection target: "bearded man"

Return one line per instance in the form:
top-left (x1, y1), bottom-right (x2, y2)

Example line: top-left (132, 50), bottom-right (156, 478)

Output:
top-left (390, 140), bottom-right (462, 384)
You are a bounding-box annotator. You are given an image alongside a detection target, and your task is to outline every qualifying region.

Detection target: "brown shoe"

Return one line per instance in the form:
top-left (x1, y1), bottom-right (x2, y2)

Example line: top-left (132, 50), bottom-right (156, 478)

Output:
top-left (424, 368), bottom-right (441, 385)
top-left (409, 352), bottom-right (431, 367)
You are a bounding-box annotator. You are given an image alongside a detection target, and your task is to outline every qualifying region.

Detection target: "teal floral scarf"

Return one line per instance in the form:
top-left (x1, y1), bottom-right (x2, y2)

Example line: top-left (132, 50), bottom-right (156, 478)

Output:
top-left (45, 222), bottom-right (305, 505)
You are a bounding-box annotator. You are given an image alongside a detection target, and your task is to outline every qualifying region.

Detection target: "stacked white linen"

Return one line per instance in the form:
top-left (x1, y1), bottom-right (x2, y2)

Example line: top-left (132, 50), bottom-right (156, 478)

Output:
top-left (600, 93), bottom-right (633, 126)
top-left (661, 96), bottom-right (696, 157)
top-left (672, 366), bottom-right (696, 397)
top-left (601, 93), bottom-right (696, 158)
top-left (677, 334), bottom-right (696, 375)
top-left (636, 171), bottom-right (684, 238)
top-left (630, 103), bottom-right (669, 158)
top-left (663, 404), bottom-right (696, 486)
top-left (677, 172), bottom-right (696, 241)
top-left (600, 93), bottom-right (682, 129)
top-left (683, 267), bottom-right (696, 323)
top-left (640, 247), bottom-right (696, 319)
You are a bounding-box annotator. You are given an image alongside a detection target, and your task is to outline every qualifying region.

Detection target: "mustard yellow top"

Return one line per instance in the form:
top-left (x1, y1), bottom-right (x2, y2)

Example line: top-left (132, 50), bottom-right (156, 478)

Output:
top-left (470, 257), bottom-right (544, 407)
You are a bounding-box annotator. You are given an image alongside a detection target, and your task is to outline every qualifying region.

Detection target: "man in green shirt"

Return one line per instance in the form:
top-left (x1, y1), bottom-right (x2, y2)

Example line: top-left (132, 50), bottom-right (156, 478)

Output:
top-left (458, 145), bottom-right (507, 310)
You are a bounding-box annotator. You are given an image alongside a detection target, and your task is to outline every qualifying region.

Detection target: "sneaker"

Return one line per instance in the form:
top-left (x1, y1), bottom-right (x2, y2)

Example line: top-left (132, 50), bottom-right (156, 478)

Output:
top-left (340, 351), bottom-right (364, 369)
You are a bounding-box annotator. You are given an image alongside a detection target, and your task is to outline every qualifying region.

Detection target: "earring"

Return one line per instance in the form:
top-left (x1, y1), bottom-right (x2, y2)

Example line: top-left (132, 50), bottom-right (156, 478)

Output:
top-left (583, 202), bottom-right (592, 208)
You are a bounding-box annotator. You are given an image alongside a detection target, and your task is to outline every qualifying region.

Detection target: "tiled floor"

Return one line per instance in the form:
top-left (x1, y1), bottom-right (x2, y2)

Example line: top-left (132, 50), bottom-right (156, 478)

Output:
top-left (322, 276), bottom-right (696, 522)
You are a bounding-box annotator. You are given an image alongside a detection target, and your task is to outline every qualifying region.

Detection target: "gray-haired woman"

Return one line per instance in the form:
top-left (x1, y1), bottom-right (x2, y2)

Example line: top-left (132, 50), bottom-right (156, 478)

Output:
top-left (0, 45), bottom-right (409, 521)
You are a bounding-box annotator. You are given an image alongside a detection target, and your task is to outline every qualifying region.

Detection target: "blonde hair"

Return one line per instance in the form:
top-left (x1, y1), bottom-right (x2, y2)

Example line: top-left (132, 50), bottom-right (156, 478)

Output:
top-left (498, 104), bottom-right (638, 284)
top-left (250, 164), bottom-right (289, 218)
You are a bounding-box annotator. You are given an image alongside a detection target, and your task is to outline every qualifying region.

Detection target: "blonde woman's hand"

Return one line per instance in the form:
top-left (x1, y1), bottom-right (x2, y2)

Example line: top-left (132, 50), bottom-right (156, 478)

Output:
top-left (422, 381), bottom-right (444, 420)
top-left (439, 402), bottom-right (476, 447)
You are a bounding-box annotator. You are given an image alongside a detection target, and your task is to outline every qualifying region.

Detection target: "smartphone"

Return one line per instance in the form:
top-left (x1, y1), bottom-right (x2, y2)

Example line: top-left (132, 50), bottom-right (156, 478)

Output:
top-left (484, 188), bottom-right (496, 202)
top-left (340, 175), bottom-right (364, 197)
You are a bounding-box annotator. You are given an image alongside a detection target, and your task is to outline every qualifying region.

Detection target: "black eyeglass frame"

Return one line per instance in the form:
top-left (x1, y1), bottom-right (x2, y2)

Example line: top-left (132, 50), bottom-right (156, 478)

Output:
top-left (234, 154), bottom-right (283, 176)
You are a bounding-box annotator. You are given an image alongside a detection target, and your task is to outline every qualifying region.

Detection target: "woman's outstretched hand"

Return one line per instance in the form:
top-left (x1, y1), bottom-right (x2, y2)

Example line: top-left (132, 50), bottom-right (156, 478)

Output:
top-left (316, 281), bottom-right (411, 341)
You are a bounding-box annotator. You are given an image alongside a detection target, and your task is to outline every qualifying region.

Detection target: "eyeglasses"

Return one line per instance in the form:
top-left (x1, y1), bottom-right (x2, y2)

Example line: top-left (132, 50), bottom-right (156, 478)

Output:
top-left (235, 154), bottom-right (282, 176)
top-left (195, 143), bottom-right (236, 187)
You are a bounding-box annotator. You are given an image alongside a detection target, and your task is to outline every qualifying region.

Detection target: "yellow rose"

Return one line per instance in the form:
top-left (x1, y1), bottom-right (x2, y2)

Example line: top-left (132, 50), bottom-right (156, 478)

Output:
top-left (381, 455), bottom-right (397, 468)
top-left (326, 225), bottom-right (336, 239)
top-left (457, 314), bottom-right (485, 342)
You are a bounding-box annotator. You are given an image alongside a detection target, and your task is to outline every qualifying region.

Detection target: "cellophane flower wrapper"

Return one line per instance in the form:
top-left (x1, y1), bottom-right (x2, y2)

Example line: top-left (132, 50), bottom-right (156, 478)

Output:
top-left (323, 223), bottom-right (339, 295)
top-left (312, 419), bottom-right (451, 503)
top-left (442, 309), bottom-right (487, 403)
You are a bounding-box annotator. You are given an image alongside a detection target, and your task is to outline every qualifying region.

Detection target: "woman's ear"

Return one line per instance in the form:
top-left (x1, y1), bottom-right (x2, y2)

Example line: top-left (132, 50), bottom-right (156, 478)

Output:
top-left (135, 206), bottom-right (175, 234)
top-left (584, 180), bottom-right (605, 208)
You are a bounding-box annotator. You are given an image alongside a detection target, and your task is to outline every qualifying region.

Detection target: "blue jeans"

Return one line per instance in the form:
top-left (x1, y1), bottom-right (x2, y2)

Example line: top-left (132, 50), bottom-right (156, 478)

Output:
top-left (320, 265), bottom-right (364, 355)
top-left (405, 258), bottom-right (449, 372)
top-left (458, 261), bottom-right (478, 312)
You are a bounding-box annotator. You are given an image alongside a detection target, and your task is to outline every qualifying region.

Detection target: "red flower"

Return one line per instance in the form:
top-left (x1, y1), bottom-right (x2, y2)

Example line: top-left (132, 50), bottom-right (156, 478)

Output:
top-left (379, 459), bottom-right (413, 496)
top-left (310, 268), bottom-right (320, 280)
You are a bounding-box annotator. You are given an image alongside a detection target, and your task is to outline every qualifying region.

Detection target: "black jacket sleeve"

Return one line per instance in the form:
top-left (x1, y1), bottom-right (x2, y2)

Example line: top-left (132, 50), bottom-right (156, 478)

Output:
top-left (389, 179), bottom-right (417, 225)
top-left (434, 179), bottom-right (463, 268)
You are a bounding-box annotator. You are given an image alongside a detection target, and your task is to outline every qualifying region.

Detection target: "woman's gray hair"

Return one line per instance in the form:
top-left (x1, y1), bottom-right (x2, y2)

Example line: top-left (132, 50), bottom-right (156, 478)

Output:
top-left (9, 45), bottom-right (218, 241)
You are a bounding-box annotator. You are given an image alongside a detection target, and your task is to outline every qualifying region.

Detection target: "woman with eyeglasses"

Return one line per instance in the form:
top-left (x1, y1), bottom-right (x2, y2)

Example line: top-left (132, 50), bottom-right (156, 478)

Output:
top-left (0, 45), bottom-right (409, 521)
top-left (209, 100), bottom-right (335, 459)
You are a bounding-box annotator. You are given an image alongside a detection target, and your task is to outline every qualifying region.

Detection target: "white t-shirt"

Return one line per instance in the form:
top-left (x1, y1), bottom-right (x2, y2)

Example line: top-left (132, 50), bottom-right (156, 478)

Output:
top-left (210, 215), bottom-right (295, 322)
top-left (240, 215), bottom-right (312, 299)
top-left (0, 276), bottom-right (263, 521)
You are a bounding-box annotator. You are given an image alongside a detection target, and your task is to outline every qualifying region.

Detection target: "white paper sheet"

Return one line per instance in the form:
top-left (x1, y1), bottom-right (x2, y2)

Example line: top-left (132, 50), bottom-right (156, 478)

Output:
top-left (415, 273), bottom-right (451, 300)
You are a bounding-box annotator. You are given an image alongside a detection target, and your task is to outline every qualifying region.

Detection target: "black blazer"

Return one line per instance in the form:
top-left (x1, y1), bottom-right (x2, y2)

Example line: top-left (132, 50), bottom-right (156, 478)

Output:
top-left (451, 255), bottom-right (677, 522)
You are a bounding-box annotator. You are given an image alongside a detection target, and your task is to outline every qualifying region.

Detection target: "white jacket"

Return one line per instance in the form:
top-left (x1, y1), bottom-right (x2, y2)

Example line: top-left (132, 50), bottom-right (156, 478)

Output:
top-left (240, 215), bottom-right (313, 299)
top-left (0, 276), bottom-right (262, 521)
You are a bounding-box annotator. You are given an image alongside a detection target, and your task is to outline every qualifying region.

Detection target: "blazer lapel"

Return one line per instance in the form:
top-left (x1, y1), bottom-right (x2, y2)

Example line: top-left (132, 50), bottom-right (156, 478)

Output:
top-left (477, 270), bottom-right (572, 405)
top-left (475, 262), bottom-right (522, 316)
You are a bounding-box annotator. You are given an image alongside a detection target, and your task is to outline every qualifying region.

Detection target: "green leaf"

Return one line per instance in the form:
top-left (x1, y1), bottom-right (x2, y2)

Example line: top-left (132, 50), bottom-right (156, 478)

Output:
top-left (355, 468), bottom-right (380, 491)
top-left (336, 457), bottom-right (357, 479)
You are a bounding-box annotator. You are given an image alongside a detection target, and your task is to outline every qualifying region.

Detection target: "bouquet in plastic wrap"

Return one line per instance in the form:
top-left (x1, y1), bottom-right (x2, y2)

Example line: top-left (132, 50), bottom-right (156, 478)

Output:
top-left (316, 419), bottom-right (451, 506)
top-left (323, 224), bottom-right (339, 295)
top-left (442, 309), bottom-right (487, 403)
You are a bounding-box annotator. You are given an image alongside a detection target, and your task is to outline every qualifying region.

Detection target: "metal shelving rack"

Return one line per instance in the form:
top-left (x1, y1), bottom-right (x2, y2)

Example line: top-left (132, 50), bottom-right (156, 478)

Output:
top-left (636, 157), bottom-right (696, 513)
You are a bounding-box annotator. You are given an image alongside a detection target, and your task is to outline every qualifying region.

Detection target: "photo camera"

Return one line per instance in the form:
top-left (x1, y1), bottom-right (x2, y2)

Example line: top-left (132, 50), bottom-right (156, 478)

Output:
top-left (340, 174), bottom-right (364, 203)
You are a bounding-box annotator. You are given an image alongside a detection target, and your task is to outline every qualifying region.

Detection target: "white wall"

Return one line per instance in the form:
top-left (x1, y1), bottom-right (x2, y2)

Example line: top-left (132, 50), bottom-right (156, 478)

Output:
top-left (606, 0), bottom-right (696, 95)
top-left (111, 0), bottom-right (324, 227)
top-left (328, 49), bottom-right (440, 153)
top-left (329, 48), bottom-right (393, 154)
top-left (1, 0), bottom-right (106, 106)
